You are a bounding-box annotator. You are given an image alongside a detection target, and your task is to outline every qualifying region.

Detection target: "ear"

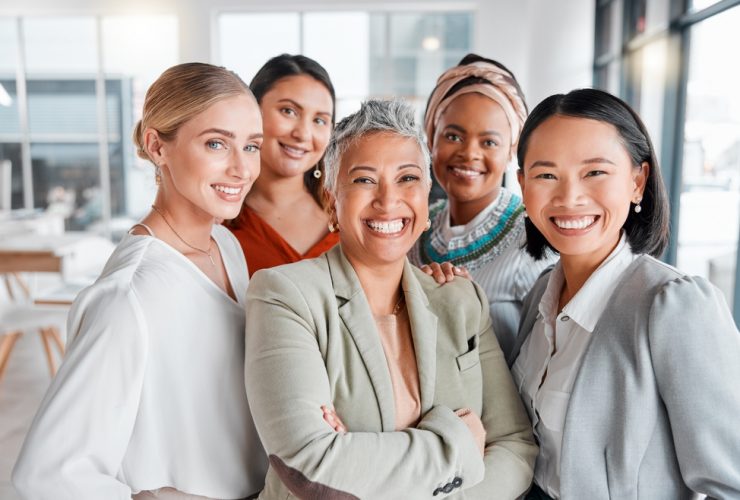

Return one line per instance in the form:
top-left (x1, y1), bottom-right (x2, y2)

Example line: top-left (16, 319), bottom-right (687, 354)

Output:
top-left (144, 128), bottom-right (167, 166)
top-left (517, 169), bottom-right (525, 191)
top-left (633, 161), bottom-right (649, 198)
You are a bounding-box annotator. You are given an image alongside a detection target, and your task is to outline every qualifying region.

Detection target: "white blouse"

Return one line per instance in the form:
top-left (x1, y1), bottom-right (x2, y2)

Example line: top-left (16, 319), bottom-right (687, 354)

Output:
top-left (511, 234), bottom-right (637, 499)
top-left (13, 225), bottom-right (267, 499)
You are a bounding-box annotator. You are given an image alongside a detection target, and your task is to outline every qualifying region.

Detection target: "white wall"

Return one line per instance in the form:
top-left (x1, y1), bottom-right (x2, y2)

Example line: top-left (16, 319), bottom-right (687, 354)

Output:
top-left (1, 0), bottom-right (595, 108)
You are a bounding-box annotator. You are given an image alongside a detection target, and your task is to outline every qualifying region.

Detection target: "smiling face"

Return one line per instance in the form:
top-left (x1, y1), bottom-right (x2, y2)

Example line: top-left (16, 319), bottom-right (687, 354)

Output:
top-left (157, 94), bottom-right (263, 221)
top-left (333, 132), bottom-right (430, 272)
top-left (519, 115), bottom-right (647, 269)
top-left (259, 74), bottom-right (334, 178)
top-left (432, 93), bottom-right (512, 213)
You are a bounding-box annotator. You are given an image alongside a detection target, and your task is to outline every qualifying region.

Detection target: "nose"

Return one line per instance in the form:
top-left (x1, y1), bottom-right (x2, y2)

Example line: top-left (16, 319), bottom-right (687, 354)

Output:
top-left (552, 177), bottom-right (585, 207)
top-left (457, 139), bottom-right (482, 162)
top-left (227, 149), bottom-right (259, 183)
top-left (291, 116), bottom-right (311, 142)
top-left (372, 180), bottom-right (400, 211)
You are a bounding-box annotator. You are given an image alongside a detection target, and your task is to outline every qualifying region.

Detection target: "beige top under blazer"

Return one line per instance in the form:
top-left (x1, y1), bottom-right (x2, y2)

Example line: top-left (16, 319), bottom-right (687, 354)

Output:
top-left (245, 245), bottom-right (536, 499)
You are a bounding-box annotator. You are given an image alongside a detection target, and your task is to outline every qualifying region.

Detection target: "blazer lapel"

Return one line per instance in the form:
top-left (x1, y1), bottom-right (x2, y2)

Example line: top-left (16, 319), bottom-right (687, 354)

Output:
top-left (327, 246), bottom-right (396, 431)
top-left (402, 261), bottom-right (438, 414)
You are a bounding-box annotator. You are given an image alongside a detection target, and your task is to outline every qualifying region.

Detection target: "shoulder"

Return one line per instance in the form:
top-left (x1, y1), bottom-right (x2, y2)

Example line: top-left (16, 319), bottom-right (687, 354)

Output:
top-left (248, 254), bottom-right (331, 299)
top-left (413, 265), bottom-right (488, 319)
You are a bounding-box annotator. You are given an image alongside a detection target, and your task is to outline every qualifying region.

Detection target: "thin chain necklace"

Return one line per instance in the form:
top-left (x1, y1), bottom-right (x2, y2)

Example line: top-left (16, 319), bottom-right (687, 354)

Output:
top-left (151, 205), bottom-right (215, 266)
top-left (392, 293), bottom-right (406, 315)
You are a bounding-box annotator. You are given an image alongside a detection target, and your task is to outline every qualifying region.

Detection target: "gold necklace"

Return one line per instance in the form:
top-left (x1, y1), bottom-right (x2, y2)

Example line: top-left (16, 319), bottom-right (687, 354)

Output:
top-left (392, 293), bottom-right (406, 315)
top-left (151, 205), bottom-right (215, 266)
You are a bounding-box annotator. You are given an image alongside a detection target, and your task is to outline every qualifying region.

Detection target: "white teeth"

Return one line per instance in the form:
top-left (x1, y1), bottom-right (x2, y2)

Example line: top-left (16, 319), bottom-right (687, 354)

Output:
top-left (213, 185), bottom-right (241, 195)
top-left (282, 144), bottom-right (307, 155)
top-left (366, 219), bottom-right (405, 234)
top-left (553, 216), bottom-right (596, 230)
top-left (451, 167), bottom-right (482, 178)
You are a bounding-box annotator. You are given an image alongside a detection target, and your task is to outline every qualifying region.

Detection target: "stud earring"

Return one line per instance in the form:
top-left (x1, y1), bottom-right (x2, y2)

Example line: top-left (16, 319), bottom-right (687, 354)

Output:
top-left (634, 196), bottom-right (642, 214)
top-left (424, 218), bottom-right (431, 231)
top-left (313, 166), bottom-right (322, 179)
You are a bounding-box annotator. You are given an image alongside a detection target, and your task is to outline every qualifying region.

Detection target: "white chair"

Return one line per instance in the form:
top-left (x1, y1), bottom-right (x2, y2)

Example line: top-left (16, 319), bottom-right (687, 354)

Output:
top-left (0, 273), bottom-right (68, 384)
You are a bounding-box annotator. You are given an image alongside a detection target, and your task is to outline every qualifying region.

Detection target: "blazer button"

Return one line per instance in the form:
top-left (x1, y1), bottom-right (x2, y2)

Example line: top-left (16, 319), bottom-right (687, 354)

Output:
top-left (442, 483), bottom-right (454, 493)
top-left (452, 477), bottom-right (463, 487)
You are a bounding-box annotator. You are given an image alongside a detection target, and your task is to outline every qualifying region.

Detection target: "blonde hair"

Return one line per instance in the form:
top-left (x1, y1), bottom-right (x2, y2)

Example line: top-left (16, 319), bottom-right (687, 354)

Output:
top-left (133, 62), bottom-right (253, 163)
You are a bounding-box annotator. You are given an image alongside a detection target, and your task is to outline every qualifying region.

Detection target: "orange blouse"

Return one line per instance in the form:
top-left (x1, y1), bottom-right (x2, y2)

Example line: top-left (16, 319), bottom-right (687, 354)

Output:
top-left (227, 205), bottom-right (339, 276)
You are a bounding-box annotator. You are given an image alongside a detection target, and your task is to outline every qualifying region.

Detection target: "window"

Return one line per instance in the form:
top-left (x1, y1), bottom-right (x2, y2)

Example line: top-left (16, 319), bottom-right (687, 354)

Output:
top-left (216, 9), bottom-right (474, 120)
top-left (594, 0), bottom-right (740, 322)
top-left (0, 15), bottom-right (177, 235)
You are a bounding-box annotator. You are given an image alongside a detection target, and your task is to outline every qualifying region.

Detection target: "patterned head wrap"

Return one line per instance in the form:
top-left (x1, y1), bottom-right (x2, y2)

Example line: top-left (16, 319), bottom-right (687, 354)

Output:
top-left (424, 60), bottom-right (527, 151)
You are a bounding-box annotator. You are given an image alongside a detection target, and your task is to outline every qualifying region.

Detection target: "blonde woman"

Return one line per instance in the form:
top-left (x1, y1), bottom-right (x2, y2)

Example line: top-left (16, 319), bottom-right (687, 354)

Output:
top-left (13, 63), bottom-right (267, 499)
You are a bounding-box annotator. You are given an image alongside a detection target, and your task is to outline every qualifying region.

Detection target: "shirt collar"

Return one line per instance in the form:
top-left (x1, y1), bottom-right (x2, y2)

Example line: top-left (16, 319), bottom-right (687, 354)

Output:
top-left (538, 233), bottom-right (637, 331)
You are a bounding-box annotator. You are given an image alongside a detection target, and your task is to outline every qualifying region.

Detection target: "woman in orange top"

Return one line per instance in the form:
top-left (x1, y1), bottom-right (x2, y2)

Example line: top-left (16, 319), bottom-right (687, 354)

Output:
top-left (228, 54), bottom-right (338, 275)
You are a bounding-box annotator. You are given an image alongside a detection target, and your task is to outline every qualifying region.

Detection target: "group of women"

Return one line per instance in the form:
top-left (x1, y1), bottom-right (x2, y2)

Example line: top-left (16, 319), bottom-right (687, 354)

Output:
top-left (11, 50), bottom-right (740, 500)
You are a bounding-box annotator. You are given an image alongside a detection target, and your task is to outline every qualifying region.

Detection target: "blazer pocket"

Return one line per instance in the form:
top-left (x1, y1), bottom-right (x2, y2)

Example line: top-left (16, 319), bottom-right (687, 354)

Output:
top-left (456, 336), bottom-right (480, 372)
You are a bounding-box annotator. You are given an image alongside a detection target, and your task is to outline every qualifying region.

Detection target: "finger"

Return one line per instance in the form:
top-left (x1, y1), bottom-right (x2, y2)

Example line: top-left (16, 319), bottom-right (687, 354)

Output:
top-left (420, 265), bottom-right (433, 275)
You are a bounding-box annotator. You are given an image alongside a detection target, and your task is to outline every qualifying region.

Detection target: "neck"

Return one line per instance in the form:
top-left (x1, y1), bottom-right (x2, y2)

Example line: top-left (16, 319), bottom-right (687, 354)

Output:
top-left (148, 191), bottom-right (214, 250)
top-left (558, 235), bottom-right (622, 310)
top-left (346, 253), bottom-right (406, 316)
top-left (448, 189), bottom-right (499, 226)
top-left (247, 162), bottom-right (313, 209)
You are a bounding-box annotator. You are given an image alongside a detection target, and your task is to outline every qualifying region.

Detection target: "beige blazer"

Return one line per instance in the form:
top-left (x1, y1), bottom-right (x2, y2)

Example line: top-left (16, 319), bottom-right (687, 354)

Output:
top-left (245, 245), bottom-right (536, 499)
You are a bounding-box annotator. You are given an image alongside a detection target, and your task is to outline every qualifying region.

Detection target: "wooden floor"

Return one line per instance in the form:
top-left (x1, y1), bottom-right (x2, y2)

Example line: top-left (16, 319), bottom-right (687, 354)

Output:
top-left (0, 330), bottom-right (55, 500)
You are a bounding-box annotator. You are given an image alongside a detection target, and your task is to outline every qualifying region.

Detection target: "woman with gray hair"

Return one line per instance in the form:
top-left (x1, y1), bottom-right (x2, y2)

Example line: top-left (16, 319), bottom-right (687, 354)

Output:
top-left (245, 99), bottom-right (536, 499)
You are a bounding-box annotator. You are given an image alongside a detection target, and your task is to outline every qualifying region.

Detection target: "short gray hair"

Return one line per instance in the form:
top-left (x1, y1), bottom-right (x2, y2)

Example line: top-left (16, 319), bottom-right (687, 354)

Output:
top-left (323, 99), bottom-right (431, 194)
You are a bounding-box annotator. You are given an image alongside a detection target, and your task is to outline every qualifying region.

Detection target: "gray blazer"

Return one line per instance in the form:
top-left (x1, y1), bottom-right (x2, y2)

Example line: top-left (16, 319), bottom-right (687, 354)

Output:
top-left (245, 245), bottom-right (536, 499)
top-left (509, 255), bottom-right (740, 500)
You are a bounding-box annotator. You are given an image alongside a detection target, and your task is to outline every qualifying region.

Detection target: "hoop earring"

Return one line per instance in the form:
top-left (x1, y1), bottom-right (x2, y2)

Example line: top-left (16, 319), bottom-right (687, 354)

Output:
top-left (313, 165), bottom-right (322, 179)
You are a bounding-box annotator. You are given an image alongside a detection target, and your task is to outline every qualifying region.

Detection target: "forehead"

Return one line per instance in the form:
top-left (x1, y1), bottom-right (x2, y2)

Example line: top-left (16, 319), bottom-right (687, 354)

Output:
top-left (438, 93), bottom-right (510, 130)
top-left (525, 115), bottom-right (628, 162)
top-left (263, 74), bottom-right (333, 108)
top-left (340, 132), bottom-right (425, 168)
top-left (181, 94), bottom-right (262, 134)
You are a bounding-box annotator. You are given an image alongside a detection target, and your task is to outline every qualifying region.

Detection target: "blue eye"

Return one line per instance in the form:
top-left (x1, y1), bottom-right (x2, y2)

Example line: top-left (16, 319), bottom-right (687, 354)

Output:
top-left (315, 117), bottom-right (328, 126)
top-left (207, 140), bottom-right (225, 150)
top-left (245, 144), bottom-right (260, 153)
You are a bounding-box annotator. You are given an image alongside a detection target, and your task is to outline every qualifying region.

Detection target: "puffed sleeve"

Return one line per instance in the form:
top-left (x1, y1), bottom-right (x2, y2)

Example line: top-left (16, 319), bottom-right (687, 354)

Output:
top-left (12, 283), bottom-right (148, 500)
top-left (649, 275), bottom-right (740, 498)
top-left (462, 281), bottom-right (537, 499)
top-left (245, 268), bottom-right (486, 498)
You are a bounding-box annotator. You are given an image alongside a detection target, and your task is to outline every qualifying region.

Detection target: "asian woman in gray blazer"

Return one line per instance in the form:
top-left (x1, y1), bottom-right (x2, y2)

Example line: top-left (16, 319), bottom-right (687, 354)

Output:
top-left (510, 88), bottom-right (740, 500)
top-left (245, 99), bottom-right (537, 499)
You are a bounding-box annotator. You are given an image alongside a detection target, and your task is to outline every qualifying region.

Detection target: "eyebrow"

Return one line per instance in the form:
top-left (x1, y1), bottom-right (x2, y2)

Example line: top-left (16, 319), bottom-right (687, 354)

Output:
top-left (444, 123), bottom-right (503, 138)
top-left (198, 129), bottom-right (263, 140)
top-left (347, 163), bottom-right (422, 174)
top-left (528, 157), bottom-right (616, 169)
top-left (278, 98), bottom-right (332, 117)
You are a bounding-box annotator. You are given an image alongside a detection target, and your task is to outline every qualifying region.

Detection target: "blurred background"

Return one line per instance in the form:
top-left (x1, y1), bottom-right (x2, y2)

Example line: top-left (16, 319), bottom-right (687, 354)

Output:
top-left (0, 0), bottom-right (738, 497)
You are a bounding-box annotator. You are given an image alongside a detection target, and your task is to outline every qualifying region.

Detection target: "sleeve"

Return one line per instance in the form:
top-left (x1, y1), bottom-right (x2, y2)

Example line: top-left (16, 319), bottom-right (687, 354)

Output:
top-left (462, 282), bottom-right (538, 499)
top-left (12, 284), bottom-right (148, 500)
top-left (649, 275), bottom-right (740, 499)
top-left (244, 269), bottom-right (486, 499)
